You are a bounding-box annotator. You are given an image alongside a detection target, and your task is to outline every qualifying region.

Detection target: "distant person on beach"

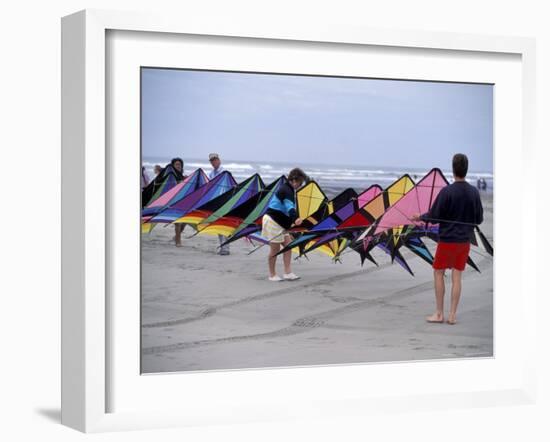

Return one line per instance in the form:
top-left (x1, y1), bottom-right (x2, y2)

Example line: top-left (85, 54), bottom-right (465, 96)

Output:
top-left (208, 153), bottom-right (230, 256)
top-left (476, 177), bottom-right (487, 191)
top-left (170, 157), bottom-right (187, 247)
top-left (263, 168), bottom-right (307, 282)
top-left (412, 153), bottom-right (483, 325)
top-left (154, 164), bottom-right (162, 176)
top-left (141, 166), bottom-right (150, 189)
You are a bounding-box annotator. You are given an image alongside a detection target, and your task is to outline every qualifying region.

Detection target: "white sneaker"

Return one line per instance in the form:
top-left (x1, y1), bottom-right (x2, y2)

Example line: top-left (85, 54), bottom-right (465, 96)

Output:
top-left (268, 275), bottom-right (283, 282)
top-left (283, 273), bottom-right (300, 281)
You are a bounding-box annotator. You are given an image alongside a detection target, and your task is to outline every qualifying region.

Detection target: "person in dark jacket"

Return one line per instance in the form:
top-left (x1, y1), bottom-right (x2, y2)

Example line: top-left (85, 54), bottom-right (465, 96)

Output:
top-left (262, 168), bottom-right (307, 281)
top-left (412, 154), bottom-right (483, 324)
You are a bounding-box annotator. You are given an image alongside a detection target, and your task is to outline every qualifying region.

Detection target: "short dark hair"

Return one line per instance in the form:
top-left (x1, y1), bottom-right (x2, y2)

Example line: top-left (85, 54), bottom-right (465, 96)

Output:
top-left (288, 167), bottom-right (307, 183)
top-left (452, 153), bottom-right (468, 178)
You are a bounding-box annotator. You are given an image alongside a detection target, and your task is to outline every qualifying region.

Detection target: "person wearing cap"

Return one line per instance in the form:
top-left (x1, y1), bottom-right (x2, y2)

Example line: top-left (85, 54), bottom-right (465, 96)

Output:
top-left (208, 153), bottom-right (230, 255)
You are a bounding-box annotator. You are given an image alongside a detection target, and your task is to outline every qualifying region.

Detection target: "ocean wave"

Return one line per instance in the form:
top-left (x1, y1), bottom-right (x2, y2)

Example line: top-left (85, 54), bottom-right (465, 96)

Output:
top-left (186, 162), bottom-right (212, 169)
top-left (315, 176), bottom-right (400, 182)
top-left (184, 162), bottom-right (254, 171)
top-left (223, 163), bottom-right (254, 170)
top-left (469, 172), bottom-right (494, 178)
top-left (321, 168), bottom-right (387, 175)
top-left (141, 158), bottom-right (492, 190)
top-left (142, 161), bottom-right (166, 168)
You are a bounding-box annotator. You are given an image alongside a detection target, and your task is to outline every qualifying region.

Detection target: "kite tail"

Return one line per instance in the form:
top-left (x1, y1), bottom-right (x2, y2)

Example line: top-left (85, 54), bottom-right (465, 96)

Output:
top-left (475, 226), bottom-right (494, 256)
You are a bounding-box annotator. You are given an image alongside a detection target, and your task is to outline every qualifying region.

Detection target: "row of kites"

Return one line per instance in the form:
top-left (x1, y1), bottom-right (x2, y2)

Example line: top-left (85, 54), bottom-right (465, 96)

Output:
top-left (141, 167), bottom-right (493, 276)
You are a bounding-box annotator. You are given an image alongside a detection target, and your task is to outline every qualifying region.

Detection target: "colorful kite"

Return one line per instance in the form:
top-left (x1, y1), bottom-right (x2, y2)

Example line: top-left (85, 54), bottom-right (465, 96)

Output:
top-left (278, 185), bottom-right (381, 258)
top-left (211, 176), bottom-right (287, 244)
top-left (140, 167), bottom-right (493, 276)
top-left (280, 175), bottom-right (415, 264)
top-left (352, 168), bottom-right (490, 274)
top-left (142, 168), bottom-right (208, 219)
top-left (141, 164), bottom-right (186, 208)
top-left (141, 169), bottom-right (209, 233)
top-left (149, 171), bottom-right (237, 224)
top-left (177, 173), bottom-right (265, 233)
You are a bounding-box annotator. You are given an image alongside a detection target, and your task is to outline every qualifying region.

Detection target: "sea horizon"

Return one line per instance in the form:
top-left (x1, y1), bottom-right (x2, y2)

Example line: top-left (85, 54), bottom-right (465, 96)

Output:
top-left (143, 156), bottom-right (494, 195)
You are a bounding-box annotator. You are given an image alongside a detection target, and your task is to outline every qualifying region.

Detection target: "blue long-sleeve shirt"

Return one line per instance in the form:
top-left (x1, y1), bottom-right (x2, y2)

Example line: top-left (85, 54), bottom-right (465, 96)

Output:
top-left (420, 181), bottom-right (483, 243)
top-left (265, 182), bottom-right (297, 229)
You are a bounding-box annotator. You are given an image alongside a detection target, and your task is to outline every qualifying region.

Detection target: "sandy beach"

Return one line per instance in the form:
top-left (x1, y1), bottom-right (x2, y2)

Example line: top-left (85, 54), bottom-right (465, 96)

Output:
top-left (141, 193), bottom-right (493, 374)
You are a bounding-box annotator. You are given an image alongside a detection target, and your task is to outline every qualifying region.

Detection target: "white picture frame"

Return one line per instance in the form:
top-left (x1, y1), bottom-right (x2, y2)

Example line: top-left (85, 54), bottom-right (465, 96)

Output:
top-left (61, 9), bottom-right (537, 433)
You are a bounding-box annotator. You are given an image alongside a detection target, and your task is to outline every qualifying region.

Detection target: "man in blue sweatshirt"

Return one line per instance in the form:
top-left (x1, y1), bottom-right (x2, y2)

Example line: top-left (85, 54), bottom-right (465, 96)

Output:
top-left (412, 154), bottom-right (483, 324)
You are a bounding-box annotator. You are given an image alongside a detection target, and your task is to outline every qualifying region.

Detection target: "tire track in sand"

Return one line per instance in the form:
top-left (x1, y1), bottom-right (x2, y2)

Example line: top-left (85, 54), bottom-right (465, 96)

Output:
top-left (142, 260), bottom-right (396, 329)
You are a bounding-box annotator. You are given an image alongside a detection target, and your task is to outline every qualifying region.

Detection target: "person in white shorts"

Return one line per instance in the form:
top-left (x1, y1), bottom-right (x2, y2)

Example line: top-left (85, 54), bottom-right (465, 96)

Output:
top-left (262, 168), bottom-right (307, 281)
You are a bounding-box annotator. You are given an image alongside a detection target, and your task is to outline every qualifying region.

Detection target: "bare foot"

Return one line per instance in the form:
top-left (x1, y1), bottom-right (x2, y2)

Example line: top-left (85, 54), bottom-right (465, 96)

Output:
top-left (446, 316), bottom-right (457, 325)
top-left (426, 313), bottom-right (444, 323)
top-left (175, 240), bottom-right (182, 247)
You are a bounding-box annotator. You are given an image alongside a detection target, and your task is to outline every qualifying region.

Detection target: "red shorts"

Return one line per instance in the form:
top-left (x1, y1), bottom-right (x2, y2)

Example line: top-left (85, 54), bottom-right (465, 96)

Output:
top-left (433, 242), bottom-right (470, 271)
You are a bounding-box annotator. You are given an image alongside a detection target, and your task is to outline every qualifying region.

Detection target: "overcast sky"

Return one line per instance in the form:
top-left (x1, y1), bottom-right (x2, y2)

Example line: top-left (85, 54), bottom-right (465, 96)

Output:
top-left (141, 68), bottom-right (493, 172)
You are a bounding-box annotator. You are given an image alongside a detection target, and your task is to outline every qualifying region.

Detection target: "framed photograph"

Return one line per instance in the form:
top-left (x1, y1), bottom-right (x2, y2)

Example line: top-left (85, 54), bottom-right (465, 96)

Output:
top-left (61, 9), bottom-right (537, 433)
